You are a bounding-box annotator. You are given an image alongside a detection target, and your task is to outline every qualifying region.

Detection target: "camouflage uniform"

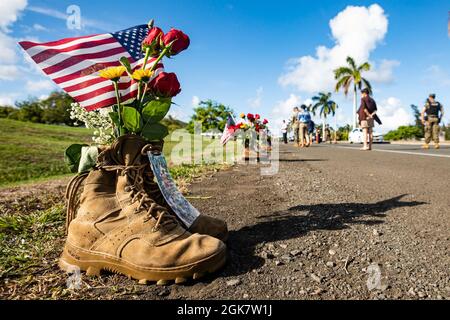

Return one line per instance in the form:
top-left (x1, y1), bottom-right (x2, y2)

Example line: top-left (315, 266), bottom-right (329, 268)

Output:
top-left (424, 100), bottom-right (443, 145)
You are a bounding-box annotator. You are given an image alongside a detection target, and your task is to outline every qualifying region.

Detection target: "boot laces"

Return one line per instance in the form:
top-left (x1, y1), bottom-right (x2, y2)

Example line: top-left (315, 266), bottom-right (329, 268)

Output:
top-left (103, 164), bottom-right (178, 231)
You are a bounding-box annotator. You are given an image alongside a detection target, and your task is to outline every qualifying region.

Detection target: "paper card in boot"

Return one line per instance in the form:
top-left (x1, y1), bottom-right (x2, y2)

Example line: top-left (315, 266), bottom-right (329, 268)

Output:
top-left (148, 153), bottom-right (200, 228)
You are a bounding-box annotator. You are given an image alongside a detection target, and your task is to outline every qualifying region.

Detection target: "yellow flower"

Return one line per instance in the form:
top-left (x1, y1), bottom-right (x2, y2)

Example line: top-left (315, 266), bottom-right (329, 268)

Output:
top-left (98, 66), bottom-right (126, 82)
top-left (240, 113), bottom-right (245, 118)
top-left (132, 69), bottom-right (153, 82)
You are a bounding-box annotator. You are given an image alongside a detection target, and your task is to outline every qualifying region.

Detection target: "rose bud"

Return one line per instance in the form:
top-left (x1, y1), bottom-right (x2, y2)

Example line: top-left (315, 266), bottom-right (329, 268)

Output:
top-left (263, 119), bottom-right (269, 124)
top-left (255, 114), bottom-right (261, 120)
top-left (142, 27), bottom-right (164, 56)
top-left (247, 113), bottom-right (254, 120)
top-left (163, 29), bottom-right (190, 56)
top-left (149, 72), bottom-right (181, 98)
top-left (240, 113), bottom-right (245, 119)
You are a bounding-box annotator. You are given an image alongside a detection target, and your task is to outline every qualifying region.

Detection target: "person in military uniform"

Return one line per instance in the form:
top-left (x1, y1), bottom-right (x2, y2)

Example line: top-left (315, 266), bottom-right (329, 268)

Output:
top-left (421, 94), bottom-right (445, 149)
top-left (291, 107), bottom-right (300, 147)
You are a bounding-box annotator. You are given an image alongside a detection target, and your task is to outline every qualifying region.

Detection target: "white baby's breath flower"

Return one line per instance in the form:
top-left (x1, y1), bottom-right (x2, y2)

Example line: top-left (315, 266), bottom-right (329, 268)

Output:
top-left (70, 103), bottom-right (114, 145)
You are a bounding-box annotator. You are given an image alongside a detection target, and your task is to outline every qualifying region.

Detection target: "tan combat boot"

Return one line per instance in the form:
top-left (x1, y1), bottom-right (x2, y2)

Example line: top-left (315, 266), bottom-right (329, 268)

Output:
top-left (60, 136), bottom-right (226, 284)
top-left (422, 144), bottom-right (430, 150)
top-left (139, 140), bottom-right (229, 242)
top-left (434, 143), bottom-right (440, 150)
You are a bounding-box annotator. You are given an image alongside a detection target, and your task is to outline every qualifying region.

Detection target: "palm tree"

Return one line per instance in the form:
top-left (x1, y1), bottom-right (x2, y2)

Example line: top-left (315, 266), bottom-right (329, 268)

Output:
top-left (334, 56), bottom-right (372, 129)
top-left (311, 92), bottom-right (337, 141)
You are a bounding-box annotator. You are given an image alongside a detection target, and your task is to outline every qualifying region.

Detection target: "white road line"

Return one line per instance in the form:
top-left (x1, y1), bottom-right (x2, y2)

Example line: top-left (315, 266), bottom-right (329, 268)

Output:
top-left (335, 146), bottom-right (450, 158)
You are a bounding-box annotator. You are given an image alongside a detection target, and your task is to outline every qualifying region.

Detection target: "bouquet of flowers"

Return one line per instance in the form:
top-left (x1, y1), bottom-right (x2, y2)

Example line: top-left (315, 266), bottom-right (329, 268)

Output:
top-left (65, 20), bottom-right (190, 172)
top-left (238, 113), bottom-right (269, 133)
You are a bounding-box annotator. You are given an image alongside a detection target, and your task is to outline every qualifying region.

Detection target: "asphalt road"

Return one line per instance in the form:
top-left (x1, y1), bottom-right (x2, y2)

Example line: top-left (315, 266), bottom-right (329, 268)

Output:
top-left (327, 142), bottom-right (450, 158)
top-left (183, 142), bottom-right (450, 299)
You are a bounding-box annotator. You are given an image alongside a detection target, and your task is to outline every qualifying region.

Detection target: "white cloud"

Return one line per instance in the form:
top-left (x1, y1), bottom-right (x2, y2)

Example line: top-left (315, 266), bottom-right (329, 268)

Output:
top-left (366, 59), bottom-right (400, 83)
top-left (271, 94), bottom-right (303, 130)
top-left (0, 92), bottom-right (20, 106)
top-left (192, 96), bottom-right (201, 106)
top-left (279, 4), bottom-right (396, 93)
top-left (26, 80), bottom-right (55, 92)
top-left (27, 5), bottom-right (116, 32)
top-left (377, 97), bottom-right (413, 133)
top-left (247, 86), bottom-right (263, 108)
top-left (0, 0), bottom-right (27, 32)
top-left (424, 65), bottom-right (450, 87)
top-left (0, 32), bottom-right (19, 64)
top-left (33, 23), bottom-right (48, 32)
top-left (0, 0), bottom-right (28, 81)
top-left (0, 65), bottom-right (20, 80)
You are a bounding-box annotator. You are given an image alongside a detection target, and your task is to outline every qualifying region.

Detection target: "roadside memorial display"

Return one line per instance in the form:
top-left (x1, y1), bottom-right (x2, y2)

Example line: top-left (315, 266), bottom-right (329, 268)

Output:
top-left (19, 20), bottom-right (228, 284)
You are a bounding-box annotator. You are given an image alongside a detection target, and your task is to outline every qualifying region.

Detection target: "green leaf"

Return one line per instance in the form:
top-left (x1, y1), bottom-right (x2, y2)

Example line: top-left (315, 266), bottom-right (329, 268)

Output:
top-left (141, 123), bottom-right (169, 141)
top-left (122, 106), bottom-right (143, 133)
top-left (109, 111), bottom-right (120, 127)
top-left (64, 144), bottom-right (88, 173)
top-left (119, 57), bottom-right (133, 76)
top-left (78, 146), bottom-right (98, 173)
top-left (142, 98), bottom-right (172, 124)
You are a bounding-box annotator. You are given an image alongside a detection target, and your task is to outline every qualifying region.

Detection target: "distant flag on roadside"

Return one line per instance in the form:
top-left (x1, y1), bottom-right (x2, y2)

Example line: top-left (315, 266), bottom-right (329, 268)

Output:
top-left (221, 114), bottom-right (238, 145)
top-left (18, 24), bottom-right (164, 111)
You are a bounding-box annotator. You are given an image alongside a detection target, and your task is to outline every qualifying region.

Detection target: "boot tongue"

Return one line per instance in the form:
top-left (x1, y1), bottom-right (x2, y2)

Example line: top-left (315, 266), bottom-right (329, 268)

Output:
top-left (112, 135), bottom-right (148, 166)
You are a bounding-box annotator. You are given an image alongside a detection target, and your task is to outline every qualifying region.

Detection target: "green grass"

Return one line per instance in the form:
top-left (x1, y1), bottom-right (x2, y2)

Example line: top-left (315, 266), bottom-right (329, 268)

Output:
top-left (0, 119), bottom-right (237, 187)
top-left (0, 119), bottom-right (94, 187)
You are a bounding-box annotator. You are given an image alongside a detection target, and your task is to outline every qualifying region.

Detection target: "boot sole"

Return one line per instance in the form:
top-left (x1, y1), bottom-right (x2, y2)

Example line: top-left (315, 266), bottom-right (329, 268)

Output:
top-left (59, 242), bottom-right (227, 285)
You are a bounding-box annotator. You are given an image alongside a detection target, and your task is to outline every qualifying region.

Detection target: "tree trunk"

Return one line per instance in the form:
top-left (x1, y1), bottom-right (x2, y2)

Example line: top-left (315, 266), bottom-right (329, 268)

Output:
top-left (353, 85), bottom-right (358, 129)
top-left (334, 113), bottom-right (338, 143)
top-left (322, 117), bottom-right (326, 142)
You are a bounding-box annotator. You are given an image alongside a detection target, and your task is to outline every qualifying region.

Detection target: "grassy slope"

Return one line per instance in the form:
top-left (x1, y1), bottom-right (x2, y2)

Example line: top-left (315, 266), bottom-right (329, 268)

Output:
top-left (0, 119), bottom-right (94, 187)
top-left (0, 119), bottom-right (234, 187)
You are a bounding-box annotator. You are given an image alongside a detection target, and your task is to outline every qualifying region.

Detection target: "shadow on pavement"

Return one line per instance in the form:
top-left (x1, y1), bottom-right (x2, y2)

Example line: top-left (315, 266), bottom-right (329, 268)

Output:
top-left (224, 195), bottom-right (426, 277)
top-left (278, 159), bottom-right (328, 163)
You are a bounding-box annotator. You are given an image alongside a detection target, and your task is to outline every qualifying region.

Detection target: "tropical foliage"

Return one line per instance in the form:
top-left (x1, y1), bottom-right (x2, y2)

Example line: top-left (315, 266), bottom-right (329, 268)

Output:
top-left (334, 56), bottom-right (372, 128)
top-left (311, 92), bottom-right (338, 139)
top-left (186, 100), bottom-right (235, 134)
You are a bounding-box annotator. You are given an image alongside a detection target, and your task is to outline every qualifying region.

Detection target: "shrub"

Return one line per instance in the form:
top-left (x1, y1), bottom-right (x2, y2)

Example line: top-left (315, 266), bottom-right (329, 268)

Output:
top-left (384, 125), bottom-right (423, 141)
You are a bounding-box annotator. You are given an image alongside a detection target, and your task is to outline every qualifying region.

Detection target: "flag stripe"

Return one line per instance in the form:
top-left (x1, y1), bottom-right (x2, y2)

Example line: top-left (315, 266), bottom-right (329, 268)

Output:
top-left (50, 52), bottom-right (131, 80)
top-left (33, 38), bottom-right (119, 65)
top-left (20, 34), bottom-right (109, 56)
top-left (43, 47), bottom-right (127, 75)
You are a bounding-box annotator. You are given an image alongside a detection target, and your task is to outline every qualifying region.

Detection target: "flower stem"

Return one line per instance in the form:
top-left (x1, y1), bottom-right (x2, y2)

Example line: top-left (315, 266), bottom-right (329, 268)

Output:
top-left (139, 47), bottom-right (169, 105)
top-left (113, 81), bottom-right (123, 135)
top-left (149, 46), bottom-right (169, 72)
top-left (137, 81), bottom-right (142, 103)
top-left (140, 82), bottom-right (149, 105)
top-left (142, 48), bottom-right (151, 70)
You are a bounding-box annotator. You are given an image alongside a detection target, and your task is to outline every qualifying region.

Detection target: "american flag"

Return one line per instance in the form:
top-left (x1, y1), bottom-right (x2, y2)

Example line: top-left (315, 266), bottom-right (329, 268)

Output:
top-left (221, 115), bottom-right (238, 145)
top-left (19, 25), bottom-right (163, 111)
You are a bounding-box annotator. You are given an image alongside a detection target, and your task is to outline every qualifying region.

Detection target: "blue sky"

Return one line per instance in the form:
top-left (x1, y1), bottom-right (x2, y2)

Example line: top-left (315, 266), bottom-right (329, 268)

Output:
top-left (1, 0), bottom-right (449, 133)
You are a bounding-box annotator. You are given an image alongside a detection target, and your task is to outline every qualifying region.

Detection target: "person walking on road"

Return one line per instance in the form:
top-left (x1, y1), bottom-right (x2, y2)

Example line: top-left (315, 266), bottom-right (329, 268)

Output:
top-left (281, 120), bottom-right (288, 144)
top-left (357, 88), bottom-right (382, 151)
top-left (307, 120), bottom-right (315, 146)
top-left (421, 94), bottom-right (444, 150)
top-left (298, 105), bottom-right (312, 148)
top-left (291, 107), bottom-right (300, 147)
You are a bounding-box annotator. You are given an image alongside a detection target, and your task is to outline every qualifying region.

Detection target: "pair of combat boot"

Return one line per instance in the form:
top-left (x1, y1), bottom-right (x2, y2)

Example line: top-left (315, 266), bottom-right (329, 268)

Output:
top-left (59, 135), bottom-right (228, 285)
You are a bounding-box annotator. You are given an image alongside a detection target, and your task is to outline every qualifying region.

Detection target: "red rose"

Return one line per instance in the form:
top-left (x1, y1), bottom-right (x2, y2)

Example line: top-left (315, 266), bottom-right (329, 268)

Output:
top-left (263, 119), bottom-right (269, 124)
top-left (149, 72), bottom-right (181, 98)
top-left (142, 27), bottom-right (164, 56)
top-left (255, 114), bottom-right (261, 120)
top-left (247, 113), bottom-right (255, 121)
top-left (163, 29), bottom-right (190, 56)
